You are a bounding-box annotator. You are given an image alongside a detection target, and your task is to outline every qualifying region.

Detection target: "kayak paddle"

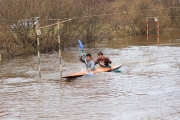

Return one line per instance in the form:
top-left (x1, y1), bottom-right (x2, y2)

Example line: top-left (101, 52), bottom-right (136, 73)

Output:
top-left (78, 39), bottom-right (84, 52)
top-left (78, 40), bottom-right (87, 64)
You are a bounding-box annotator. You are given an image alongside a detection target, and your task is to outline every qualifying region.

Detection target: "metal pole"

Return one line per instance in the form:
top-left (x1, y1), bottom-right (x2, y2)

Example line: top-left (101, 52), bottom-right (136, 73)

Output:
top-left (146, 18), bottom-right (149, 42)
top-left (37, 37), bottom-right (41, 78)
top-left (157, 19), bottom-right (160, 45)
top-left (0, 54), bottom-right (2, 67)
top-left (58, 19), bottom-right (62, 78)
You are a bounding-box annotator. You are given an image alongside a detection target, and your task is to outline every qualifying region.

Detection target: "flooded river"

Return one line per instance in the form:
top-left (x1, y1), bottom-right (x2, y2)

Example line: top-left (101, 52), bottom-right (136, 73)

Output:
top-left (0, 31), bottom-right (180, 120)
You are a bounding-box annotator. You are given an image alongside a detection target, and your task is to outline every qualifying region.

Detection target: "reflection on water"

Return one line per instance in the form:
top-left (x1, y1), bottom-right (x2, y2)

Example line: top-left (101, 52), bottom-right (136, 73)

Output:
top-left (94, 30), bottom-right (180, 49)
top-left (0, 31), bottom-right (180, 119)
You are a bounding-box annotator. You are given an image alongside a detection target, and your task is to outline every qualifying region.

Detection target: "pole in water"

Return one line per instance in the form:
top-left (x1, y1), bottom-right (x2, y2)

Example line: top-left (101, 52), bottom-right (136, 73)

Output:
top-left (37, 38), bottom-right (41, 78)
top-left (58, 19), bottom-right (62, 78)
top-left (157, 19), bottom-right (160, 45)
top-left (0, 54), bottom-right (1, 67)
top-left (146, 18), bottom-right (149, 42)
top-left (36, 25), bottom-right (41, 78)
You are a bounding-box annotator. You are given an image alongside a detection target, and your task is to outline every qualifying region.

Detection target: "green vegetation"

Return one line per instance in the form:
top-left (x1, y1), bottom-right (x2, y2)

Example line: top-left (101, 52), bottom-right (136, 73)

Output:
top-left (0, 0), bottom-right (180, 58)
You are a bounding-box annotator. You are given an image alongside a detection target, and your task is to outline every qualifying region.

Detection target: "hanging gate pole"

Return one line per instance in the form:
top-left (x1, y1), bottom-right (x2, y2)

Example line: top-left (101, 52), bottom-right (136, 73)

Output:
top-left (36, 25), bottom-right (42, 78)
top-left (146, 18), bottom-right (149, 42)
top-left (37, 37), bottom-right (41, 78)
top-left (157, 19), bottom-right (160, 45)
top-left (146, 17), bottom-right (160, 45)
top-left (0, 54), bottom-right (2, 67)
top-left (58, 19), bottom-right (62, 78)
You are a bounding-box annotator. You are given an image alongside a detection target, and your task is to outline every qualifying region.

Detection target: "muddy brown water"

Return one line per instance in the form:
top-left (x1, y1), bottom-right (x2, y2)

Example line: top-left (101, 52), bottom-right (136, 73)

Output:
top-left (0, 31), bottom-right (180, 120)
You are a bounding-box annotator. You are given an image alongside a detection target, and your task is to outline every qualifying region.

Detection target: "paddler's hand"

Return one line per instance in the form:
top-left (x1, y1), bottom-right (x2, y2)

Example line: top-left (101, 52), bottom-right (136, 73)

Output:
top-left (110, 63), bottom-right (114, 70)
top-left (87, 68), bottom-right (93, 76)
top-left (80, 51), bottom-right (84, 56)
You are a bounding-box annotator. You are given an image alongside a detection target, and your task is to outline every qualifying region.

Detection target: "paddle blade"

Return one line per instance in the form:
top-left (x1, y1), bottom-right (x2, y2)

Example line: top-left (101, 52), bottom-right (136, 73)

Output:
top-left (78, 40), bottom-right (84, 51)
top-left (87, 71), bottom-right (93, 77)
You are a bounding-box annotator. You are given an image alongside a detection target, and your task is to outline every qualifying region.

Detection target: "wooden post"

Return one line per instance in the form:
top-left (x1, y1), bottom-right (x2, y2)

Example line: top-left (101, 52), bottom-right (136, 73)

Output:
top-left (146, 18), bottom-right (149, 42)
top-left (37, 37), bottom-right (41, 78)
top-left (58, 19), bottom-right (62, 78)
top-left (0, 54), bottom-right (2, 67)
top-left (157, 19), bottom-right (160, 45)
top-left (36, 25), bottom-right (41, 78)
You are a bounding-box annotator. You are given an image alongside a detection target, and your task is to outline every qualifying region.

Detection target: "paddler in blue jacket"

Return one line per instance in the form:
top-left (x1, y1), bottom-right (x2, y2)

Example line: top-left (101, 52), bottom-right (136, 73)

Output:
top-left (80, 53), bottom-right (95, 71)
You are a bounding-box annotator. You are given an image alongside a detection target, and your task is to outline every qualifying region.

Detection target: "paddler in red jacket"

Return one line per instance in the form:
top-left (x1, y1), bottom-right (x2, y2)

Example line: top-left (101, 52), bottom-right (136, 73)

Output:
top-left (95, 52), bottom-right (114, 69)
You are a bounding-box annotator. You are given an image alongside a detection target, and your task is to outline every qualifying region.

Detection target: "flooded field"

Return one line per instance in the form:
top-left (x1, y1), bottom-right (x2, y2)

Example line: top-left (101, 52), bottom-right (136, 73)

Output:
top-left (0, 31), bottom-right (180, 120)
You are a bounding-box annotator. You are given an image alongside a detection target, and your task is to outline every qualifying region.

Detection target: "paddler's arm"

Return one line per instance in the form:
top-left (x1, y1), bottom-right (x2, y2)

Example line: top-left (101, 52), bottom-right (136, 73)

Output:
top-left (110, 63), bottom-right (114, 69)
top-left (107, 58), bottom-right (114, 69)
top-left (80, 55), bottom-right (85, 63)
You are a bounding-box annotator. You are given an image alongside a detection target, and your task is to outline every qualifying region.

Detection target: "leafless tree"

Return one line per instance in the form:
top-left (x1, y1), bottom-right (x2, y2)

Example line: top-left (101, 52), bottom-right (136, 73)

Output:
top-left (0, 0), bottom-right (178, 58)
